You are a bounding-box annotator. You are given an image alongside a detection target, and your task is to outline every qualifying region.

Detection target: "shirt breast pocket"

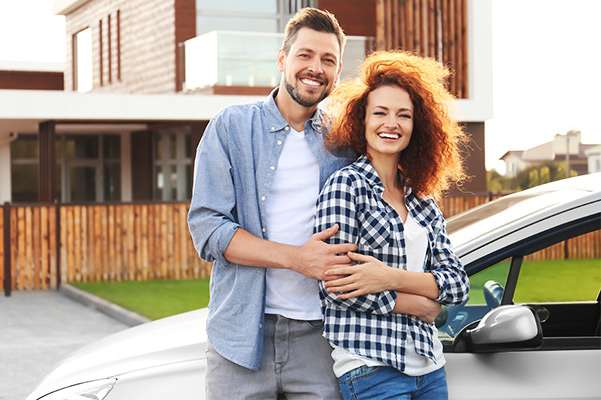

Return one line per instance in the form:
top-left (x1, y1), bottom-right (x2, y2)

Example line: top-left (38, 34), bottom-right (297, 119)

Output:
top-left (357, 209), bottom-right (391, 249)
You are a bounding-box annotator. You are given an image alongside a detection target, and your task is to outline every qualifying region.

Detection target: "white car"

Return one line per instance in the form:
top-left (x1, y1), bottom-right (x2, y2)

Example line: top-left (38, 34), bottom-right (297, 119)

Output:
top-left (26, 173), bottom-right (601, 400)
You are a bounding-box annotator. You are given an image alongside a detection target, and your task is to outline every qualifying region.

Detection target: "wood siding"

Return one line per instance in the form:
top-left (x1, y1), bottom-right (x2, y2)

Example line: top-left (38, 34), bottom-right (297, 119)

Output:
top-left (375, 0), bottom-right (468, 98)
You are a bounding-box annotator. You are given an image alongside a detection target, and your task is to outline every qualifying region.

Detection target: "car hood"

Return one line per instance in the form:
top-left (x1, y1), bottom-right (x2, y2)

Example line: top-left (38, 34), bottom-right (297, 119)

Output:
top-left (27, 308), bottom-right (208, 400)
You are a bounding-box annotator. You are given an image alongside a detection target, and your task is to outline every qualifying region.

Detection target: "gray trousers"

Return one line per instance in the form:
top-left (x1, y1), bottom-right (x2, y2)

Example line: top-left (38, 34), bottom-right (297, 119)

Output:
top-left (206, 314), bottom-right (341, 400)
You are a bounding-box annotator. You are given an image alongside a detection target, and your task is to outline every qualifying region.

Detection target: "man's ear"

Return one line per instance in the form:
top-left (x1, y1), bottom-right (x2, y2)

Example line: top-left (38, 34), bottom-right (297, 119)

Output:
top-left (277, 49), bottom-right (286, 73)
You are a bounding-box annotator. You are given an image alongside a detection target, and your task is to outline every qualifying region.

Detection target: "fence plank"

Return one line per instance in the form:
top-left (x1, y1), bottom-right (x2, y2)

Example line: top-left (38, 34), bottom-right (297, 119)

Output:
top-left (33, 207), bottom-right (41, 290)
top-left (0, 207), bottom-right (4, 293)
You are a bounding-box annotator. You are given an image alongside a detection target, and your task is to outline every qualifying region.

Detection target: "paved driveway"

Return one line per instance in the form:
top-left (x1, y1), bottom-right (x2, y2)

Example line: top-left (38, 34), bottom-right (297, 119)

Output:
top-left (0, 290), bottom-right (129, 400)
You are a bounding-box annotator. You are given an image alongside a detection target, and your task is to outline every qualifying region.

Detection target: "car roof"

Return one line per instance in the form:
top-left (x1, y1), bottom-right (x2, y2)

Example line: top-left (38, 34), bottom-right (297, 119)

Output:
top-left (447, 173), bottom-right (601, 256)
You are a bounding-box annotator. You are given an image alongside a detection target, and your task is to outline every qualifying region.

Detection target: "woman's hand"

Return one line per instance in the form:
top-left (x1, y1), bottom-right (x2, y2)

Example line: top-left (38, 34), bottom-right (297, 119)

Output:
top-left (324, 252), bottom-right (396, 299)
top-left (393, 293), bottom-right (442, 324)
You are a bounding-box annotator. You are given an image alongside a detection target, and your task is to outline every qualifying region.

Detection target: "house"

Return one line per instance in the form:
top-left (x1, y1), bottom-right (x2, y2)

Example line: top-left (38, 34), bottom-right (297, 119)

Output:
top-left (500, 130), bottom-right (600, 178)
top-left (0, 0), bottom-right (493, 204)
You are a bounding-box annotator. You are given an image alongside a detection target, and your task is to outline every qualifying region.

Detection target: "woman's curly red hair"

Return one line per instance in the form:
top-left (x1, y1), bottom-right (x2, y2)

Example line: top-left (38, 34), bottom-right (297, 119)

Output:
top-left (325, 50), bottom-right (467, 200)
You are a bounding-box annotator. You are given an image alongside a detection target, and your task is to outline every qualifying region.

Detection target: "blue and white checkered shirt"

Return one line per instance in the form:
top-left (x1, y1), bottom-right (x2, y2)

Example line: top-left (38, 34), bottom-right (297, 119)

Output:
top-left (315, 155), bottom-right (469, 372)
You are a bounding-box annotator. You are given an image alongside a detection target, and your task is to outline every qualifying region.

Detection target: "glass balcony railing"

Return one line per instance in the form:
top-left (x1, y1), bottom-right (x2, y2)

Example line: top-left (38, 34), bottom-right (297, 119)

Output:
top-left (183, 31), bottom-right (374, 91)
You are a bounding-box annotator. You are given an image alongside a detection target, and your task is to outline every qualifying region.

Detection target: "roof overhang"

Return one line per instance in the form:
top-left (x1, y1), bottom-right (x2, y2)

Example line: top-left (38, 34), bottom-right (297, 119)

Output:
top-left (0, 89), bottom-right (264, 136)
top-left (53, 0), bottom-right (93, 15)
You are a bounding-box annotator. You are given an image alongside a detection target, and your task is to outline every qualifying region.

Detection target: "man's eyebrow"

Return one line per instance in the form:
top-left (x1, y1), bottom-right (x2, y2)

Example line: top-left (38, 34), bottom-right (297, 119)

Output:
top-left (296, 47), bottom-right (339, 60)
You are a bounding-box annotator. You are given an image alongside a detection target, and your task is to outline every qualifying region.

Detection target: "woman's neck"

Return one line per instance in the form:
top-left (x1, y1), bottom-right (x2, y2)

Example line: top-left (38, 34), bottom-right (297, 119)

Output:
top-left (369, 153), bottom-right (401, 191)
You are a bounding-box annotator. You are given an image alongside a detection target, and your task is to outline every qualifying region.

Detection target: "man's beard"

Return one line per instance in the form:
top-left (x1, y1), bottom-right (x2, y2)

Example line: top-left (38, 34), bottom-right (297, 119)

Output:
top-left (284, 75), bottom-right (331, 108)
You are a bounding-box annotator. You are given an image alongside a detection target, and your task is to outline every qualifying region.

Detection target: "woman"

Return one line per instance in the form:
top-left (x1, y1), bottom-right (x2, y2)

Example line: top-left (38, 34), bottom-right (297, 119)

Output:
top-left (315, 50), bottom-right (470, 399)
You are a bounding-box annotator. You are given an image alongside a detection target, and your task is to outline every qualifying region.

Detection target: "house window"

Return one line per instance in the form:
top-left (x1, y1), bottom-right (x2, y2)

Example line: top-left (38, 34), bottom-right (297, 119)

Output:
top-left (196, 0), bottom-right (317, 35)
top-left (59, 134), bottom-right (121, 202)
top-left (10, 134), bottom-right (121, 203)
top-left (10, 135), bottom-right (41, 202)
top-left (73, 27), bottom-right (93, 92)
top-left (153, 127), bottom-right (192, 201)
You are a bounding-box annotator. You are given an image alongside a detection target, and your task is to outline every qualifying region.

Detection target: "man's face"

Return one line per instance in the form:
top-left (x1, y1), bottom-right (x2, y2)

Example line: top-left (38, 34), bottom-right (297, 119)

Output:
top-left (278, 27), bottom-right (342, 108)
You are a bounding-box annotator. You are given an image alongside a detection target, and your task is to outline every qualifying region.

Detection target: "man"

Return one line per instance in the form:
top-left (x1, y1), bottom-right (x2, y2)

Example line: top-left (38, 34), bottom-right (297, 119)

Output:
top-left (188, 8), bottom-right (357, 399)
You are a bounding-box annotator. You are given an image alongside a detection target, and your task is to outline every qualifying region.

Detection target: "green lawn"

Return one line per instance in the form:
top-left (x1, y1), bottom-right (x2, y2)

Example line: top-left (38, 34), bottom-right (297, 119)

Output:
top-left (70, 279), bottom-right (210, 320)
top-left (70, 258), bottom-right (600, 320)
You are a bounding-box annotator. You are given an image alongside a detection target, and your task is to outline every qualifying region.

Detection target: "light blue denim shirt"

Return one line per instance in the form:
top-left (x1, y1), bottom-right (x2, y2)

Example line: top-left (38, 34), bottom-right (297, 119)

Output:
top-left (188, 88), bottom-right (355, 370)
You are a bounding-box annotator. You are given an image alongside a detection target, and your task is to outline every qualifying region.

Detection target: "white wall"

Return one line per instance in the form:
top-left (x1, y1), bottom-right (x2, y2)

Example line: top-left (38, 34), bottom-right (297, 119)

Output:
top-left (0, 142), bottom-right (11, 203)
top-left (454, 0), bottom-right (493, 122)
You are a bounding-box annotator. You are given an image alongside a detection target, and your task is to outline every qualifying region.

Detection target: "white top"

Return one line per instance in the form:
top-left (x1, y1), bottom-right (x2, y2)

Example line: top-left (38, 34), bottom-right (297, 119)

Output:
top-left (331, 212), bottom-right (445, 377)
top-left (264, 128), bottom-right (322, 320)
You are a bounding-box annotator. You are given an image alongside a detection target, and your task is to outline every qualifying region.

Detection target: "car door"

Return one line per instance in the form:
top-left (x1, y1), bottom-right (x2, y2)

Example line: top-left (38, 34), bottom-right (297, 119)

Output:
top-left (440, 208), bottom-right (601, 399)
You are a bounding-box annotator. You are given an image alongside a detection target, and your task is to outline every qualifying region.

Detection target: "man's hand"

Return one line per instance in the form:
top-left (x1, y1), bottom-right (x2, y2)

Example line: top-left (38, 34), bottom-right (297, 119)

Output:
top-left (290, 225), bottom-right (357, 280)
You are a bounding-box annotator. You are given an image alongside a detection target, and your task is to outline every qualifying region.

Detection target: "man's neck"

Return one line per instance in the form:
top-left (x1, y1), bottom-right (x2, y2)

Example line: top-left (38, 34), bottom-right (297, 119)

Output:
top-left (274, 86), bottom-right (318, 132)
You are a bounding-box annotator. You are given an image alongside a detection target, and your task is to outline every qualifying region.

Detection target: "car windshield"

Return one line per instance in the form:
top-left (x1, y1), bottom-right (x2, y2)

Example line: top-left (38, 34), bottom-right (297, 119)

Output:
top-left (447, 188), bottom-right (589, 249)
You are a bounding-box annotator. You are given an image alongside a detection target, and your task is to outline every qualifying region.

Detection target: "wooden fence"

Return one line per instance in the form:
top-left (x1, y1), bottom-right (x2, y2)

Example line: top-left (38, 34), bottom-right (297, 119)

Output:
top-left (1, 196), bottom-right (599, 292)
top-left (1, 202), bottom-right (212, 293)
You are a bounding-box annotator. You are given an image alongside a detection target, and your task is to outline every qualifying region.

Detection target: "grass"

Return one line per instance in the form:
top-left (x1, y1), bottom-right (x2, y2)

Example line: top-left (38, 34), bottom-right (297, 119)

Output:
top-left (70, 279), bottom-right (210, 321)
top-left (70, 258), bottom-right (600, 320)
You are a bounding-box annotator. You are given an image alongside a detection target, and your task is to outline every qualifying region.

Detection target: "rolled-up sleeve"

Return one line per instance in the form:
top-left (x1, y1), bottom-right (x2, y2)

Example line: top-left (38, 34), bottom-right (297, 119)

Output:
top-left (315, 171), bottom-right (397, 316)
top-left (187, 114), bottom-right (240, 266)
top-left (427, 205), bottom-right (470, 306)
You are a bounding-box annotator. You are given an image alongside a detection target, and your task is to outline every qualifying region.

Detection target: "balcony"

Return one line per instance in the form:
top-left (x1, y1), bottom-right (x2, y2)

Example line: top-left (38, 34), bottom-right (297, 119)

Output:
top-left (182, 31), bottom-right (375, 94)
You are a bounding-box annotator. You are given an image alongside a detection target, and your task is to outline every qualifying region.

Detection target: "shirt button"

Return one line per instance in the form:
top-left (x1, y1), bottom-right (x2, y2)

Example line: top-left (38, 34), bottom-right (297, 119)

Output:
top-left (277, 140), bottom-right (282, 145)
top-left (284, 126), bottom-right (289, 131)
top-left (271, 127), bottom-right (275, 131)
top-left (270, 166), bottom-right (275, 171)
top-left (261, 196), bottom-right (266, 201)
top-left (262, 228), bottom-right (266, 233)
top-left (259, 324), bottom-right (263, 328)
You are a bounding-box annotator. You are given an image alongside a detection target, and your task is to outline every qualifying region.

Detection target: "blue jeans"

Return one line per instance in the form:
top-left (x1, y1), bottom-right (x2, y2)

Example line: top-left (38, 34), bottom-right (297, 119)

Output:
top-left (338, 365), bottom-right (448, 400)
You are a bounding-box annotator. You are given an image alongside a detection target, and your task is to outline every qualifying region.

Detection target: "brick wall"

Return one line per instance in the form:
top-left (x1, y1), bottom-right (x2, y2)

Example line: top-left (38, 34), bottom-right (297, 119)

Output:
top-left (0, 71), bottom-right (64, 90)
top-left (64, 0), bottom-right (195, 94)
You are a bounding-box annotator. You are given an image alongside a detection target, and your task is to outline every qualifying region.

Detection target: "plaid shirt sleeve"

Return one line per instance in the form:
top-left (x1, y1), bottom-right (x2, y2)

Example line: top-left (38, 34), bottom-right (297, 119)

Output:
top-left (315, 170), bottom-right (397, 315)
top-left (424, 199), bottom-right (470, 306)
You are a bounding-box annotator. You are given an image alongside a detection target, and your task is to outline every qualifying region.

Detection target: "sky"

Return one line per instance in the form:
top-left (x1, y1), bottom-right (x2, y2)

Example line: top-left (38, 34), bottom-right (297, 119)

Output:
top-left (0, 0), bottom-right (599, 173)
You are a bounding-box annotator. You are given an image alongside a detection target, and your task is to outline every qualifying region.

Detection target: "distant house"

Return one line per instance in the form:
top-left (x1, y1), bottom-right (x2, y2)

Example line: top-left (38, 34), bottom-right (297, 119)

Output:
top-left (585, 145), bottom-right (601, 174)
top-left (500, 130), bottom-right (600, 177)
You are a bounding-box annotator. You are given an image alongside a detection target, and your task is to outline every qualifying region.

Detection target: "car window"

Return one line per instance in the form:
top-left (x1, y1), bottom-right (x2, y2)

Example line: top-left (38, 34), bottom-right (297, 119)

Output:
top-left (439, 226), bottom-right (600, 349)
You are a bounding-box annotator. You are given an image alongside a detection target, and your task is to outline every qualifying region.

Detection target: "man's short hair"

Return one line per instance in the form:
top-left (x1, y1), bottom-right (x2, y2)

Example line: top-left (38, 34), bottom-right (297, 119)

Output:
top-left (282, 8), bottom-right (346, 58)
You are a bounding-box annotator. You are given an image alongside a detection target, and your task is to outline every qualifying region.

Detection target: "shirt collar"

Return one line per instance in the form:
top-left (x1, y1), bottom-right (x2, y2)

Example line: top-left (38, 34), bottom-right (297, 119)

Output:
top-left (353, 155), bottom-right (415, 196)
top-left (263, 88), bottom-right (325, 134)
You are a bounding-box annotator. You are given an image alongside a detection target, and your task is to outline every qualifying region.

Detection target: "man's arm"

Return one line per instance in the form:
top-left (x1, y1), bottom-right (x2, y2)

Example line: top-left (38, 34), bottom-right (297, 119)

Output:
top-left (224, 225), bottom-right (356, 280)
top-left (323, 252), bottom-right (442, 323)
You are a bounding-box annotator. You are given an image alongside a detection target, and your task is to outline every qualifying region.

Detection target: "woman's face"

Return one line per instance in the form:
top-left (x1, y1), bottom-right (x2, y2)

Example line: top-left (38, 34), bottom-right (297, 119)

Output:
top-left (364, 85), bottom-right (414, 160)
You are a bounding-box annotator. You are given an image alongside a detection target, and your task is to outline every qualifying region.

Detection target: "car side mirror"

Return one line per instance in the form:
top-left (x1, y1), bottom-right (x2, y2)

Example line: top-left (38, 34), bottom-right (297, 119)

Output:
top-left (453, 305), bottom-right (543, 353)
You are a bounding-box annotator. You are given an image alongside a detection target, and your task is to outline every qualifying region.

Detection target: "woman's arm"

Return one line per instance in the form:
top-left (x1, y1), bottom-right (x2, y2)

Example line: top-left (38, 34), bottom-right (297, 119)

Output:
top-left (324, 252), bottom-right (440, 299)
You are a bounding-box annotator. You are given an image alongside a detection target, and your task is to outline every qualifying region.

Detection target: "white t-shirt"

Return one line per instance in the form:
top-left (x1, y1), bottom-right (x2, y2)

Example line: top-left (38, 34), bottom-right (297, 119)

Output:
top-left (331, 212), bottom-right (445, 377)
top-left (264, 128), bottom-right (322, 320)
